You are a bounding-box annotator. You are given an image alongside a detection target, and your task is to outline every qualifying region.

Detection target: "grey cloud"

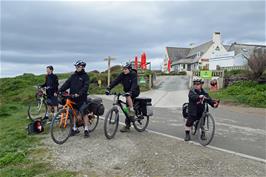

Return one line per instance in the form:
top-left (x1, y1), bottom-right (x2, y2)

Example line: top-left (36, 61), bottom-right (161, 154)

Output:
top-left (1, 1), bottom-right (265, 77)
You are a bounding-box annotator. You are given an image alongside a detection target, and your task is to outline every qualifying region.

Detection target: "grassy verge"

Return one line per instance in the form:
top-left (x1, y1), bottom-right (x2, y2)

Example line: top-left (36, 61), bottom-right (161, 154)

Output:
top-left (0, 103), bottom-right (77, 177)
top-left (209, 81), bottom-right (266, 108)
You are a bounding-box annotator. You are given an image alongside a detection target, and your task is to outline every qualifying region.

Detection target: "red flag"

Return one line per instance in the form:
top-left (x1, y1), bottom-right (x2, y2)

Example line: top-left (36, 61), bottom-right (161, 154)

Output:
top-left (134, 56), bottom-right (138, 69)
top-left (141, 52), bottom-right (147, 69)
top-left (167, 59), bottom-right (171, 72)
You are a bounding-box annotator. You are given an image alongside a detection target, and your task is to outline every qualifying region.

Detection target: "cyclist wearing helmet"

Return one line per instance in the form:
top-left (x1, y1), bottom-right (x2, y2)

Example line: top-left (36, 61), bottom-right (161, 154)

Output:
top-left (184, 77), bottom-right (219, 141)
top-left (106, 62), bottom-right (140, 132)
top-left (41, 65), bottom-right (59, 120)
top-left (59, 60), bottom-right (90, 138)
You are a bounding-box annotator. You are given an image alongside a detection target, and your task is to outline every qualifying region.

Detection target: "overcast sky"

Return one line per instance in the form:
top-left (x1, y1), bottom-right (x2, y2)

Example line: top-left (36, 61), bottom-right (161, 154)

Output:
top-left (1, 0), bottom-right (265, 77)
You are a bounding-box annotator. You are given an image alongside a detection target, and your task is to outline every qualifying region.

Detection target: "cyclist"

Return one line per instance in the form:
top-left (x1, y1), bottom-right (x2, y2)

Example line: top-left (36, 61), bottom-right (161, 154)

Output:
top-left (41, 65), bottom-right (59, 120)
top-left (184, 77), bottom-right (219, 141)
top-left (59, 60), bottom-right (90, 138)
top-left (105, 63), bottom-right (140, 133)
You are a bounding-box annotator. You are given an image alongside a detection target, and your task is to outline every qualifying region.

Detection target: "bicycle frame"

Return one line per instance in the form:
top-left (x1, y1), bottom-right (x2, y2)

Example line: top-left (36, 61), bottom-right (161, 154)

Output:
top-left (59, 97), bottom-right (77, 128)
top-left (193, 101), bottom-right (209, 130)
top-left (113, 94), bottom-right (130, 119)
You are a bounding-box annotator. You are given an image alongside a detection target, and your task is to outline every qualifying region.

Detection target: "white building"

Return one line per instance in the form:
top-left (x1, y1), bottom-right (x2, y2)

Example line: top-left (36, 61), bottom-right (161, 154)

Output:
top-left (163, 32), bottom-right (266, 72)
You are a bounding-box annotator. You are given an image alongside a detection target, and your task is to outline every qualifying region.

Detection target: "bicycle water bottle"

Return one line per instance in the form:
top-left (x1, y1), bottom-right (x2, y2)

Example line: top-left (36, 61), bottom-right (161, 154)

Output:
top-left (122, 106), bottom-right (129, 114)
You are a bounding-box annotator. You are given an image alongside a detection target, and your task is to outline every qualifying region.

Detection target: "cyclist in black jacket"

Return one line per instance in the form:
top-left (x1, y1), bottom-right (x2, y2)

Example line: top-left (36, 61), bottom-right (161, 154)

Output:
top-left (106, 63), bottom-right (140, 132)
top-left (59, 60), bottom-right (90, 138)
top-left (184, 77), bottom-right (219, 141)
top-left (41, 65), bottom-right (59, 120)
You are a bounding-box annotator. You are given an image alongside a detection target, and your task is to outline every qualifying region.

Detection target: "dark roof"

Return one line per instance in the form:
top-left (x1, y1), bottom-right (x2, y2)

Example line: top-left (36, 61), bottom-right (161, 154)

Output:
top-left (166, 47), bottom-right (190, 61)
top-left (228, 43), bottom-right (266, 55)
top-left (166, 41), bottom-right (213, 65)
top-left (223, 45), bottom-right (231, 51)
top-left (173, 58), bottom-right (198, 64)
top-left (186, 41), bottom-right (213, 57)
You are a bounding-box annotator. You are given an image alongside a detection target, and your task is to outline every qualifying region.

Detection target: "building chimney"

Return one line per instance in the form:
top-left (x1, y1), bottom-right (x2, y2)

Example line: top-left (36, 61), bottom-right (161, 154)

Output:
top-left (212, 32), bottom-right (221, 43)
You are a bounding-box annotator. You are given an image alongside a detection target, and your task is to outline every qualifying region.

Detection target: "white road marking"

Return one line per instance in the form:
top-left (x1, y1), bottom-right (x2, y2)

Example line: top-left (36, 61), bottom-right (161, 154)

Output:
top-left (216, 122), bottom-right (266, 135)
top-left (146, 129), bottom-right (266, 164)
top-left (99, 116), bottom-right (266, 163)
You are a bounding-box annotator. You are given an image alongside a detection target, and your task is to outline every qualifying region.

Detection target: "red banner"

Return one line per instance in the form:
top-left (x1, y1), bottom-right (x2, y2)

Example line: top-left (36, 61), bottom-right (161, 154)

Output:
top-left (141, 52), bottom-right (147, 69)
top-left (167, 59), bottom-right (171, 72)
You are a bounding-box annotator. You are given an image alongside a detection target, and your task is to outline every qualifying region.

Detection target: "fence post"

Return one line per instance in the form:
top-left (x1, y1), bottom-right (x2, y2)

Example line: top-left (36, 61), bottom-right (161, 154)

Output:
top-left (149, 74), bottom-right (152, 89)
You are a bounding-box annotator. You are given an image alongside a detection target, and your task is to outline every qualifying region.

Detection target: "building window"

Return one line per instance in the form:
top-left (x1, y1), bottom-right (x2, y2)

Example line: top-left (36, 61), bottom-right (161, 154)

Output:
top-left (215, 46), bottom-right (220, 51)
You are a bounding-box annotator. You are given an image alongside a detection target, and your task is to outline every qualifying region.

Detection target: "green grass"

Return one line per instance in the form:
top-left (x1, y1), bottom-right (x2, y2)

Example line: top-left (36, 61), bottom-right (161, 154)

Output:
top-left (0, 103), bottom-right (79, 176)
top-left (209, 81), bottom-right (266, 108)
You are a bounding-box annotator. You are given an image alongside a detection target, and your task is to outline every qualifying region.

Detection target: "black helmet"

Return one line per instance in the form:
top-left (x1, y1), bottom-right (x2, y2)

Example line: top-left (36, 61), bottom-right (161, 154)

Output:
top-left (74, 60), bottom-right (86, 67)
top-left (122, 62), bottom-right (132, 70)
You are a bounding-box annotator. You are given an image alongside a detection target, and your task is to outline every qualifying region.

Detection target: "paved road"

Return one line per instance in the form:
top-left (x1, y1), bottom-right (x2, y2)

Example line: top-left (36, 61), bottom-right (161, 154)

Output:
top-left (96, 76), bottom-right (266, 160)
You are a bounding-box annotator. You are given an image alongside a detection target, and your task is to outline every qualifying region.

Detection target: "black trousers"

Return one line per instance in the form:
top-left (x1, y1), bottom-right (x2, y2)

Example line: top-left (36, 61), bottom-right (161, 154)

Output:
top-left (186, 112), bottom-right (203, 127)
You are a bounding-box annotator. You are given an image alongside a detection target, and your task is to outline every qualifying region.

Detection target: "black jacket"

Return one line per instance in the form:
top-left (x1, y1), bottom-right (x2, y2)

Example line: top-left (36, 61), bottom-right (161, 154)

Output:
top-left (188, 88), bottom-right (215, 117)
top-left (59, 70), bottom-right (89, 103)
top-left (41, 73), bottom-right (58, 97)
top-left (109, 70), bottom-right (140, 94)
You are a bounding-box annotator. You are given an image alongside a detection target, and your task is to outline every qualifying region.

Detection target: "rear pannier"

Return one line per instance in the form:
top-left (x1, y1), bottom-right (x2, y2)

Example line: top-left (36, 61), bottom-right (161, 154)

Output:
top-left (86, 97), bottom-right (105, 116)
top-left (134, 97), bottom-right (153, 116)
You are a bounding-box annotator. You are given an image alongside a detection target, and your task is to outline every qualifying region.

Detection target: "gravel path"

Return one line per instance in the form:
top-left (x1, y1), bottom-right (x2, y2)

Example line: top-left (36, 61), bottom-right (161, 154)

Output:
top-left (42, 120), bottom-right (266, 177)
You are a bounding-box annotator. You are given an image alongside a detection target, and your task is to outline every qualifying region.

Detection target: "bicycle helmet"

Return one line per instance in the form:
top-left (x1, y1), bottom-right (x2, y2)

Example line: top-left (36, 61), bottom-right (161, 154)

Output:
top-left (193, 76), bottom-right (204, 84)
top-left (122, 62), bottom-right (132, 70)
top-left (74, 60), bottom-right (86, 67)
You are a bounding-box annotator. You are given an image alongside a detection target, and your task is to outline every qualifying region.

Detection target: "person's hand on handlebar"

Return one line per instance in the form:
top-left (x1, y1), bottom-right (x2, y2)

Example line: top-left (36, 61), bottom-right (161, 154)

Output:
top-left (213, 100), bottom-right (220, 108)
top-left (199, 95), bottom-right (207, 100)
top-left (105, 89), bottom-right (110, 95)
top-left (74, 93), bottom-right (79, 98)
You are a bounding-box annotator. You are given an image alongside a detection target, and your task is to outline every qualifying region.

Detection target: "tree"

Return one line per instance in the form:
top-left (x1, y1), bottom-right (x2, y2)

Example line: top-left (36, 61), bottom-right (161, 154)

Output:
top-left (246, 50), bottom-right (266, 80)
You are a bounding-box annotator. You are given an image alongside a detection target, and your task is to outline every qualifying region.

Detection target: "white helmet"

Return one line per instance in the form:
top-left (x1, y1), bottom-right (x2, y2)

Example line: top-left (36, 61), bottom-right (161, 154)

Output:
top-left (193, 76), bottom-right (204, 84)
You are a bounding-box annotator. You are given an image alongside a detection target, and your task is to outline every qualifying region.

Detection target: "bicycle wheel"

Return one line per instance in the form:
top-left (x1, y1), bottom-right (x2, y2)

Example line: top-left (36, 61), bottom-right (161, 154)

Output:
top-left (104, 107), bottom-right (119, 139)
top-left (28, 99), bottom-right (47, 121)
top-left (50, 109), bottom-right (72, 144)
top-left (197, 113), bottom-right (215, 146)
top-left (88, 115), bottom-right (99, 132)
top-left (133, 115), bottom-right (149, 132)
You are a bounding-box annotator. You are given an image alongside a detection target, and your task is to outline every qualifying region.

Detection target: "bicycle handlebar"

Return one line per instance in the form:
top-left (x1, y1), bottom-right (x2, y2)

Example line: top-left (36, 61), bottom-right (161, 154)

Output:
top-left (109, 92), bottom-right (130, 97)
top-left (58, 92), bottom-right (78, 99)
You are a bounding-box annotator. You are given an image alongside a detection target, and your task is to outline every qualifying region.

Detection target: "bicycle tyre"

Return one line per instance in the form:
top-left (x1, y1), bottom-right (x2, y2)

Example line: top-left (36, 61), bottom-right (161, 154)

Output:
top-left (104, 107), bottom-right (119, 139)
top-left (197, 113), bottom-right (215, 146)
top-left (28, 99), bottom-right (47, 121)
top-left (133, 115), bottom-right (149, 132)
top-left (50, 109), bottom-right (72, 144)
top-left (88, 115), bottom-right (99, 132)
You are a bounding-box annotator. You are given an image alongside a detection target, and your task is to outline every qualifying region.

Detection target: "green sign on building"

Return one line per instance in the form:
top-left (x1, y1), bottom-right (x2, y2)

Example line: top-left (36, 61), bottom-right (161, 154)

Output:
top-left (200, 70), bottom-right (212, 78)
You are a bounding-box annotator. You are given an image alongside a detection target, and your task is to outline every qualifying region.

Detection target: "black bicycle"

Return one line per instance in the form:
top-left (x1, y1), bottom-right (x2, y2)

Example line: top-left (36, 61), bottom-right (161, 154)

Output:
top-left (104, 93), bottom-right (153, 139)
top-left (182, 98), bottom-right (219, 146)
top-left (28, 86), bottom-right (48, 121)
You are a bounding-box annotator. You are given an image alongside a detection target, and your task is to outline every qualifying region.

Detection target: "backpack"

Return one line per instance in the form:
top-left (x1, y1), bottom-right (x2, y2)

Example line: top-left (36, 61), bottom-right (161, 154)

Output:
top-left (182, 103), bottom-right (189, 119)
top-left (27, 119), bottom-right (44, 134)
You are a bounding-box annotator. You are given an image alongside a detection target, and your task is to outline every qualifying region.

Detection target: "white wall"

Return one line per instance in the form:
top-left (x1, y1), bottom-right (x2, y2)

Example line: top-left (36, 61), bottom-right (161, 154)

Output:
top-left (234, 54), bottom-right (248, 66)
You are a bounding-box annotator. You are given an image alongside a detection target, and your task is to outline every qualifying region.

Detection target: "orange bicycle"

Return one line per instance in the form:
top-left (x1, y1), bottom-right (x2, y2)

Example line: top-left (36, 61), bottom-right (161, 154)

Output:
top-left (50, 92), bottom-right (100, 144)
